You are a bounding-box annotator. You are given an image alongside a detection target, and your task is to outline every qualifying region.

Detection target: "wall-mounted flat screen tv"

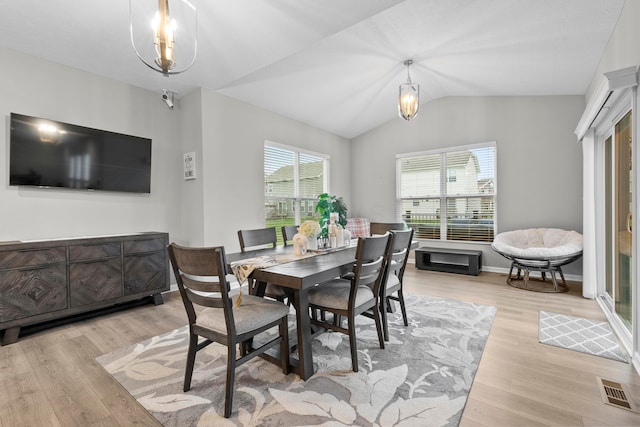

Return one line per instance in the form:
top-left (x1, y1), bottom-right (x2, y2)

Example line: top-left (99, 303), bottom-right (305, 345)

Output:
top-left (9, 113), bottom-right (152, 193)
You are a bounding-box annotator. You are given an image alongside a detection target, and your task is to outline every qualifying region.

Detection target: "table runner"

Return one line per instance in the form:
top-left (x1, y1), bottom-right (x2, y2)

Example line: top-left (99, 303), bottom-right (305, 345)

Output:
top-left (229, 251), bottom-right (319, 306)
top-left (229, 240), bottom-right (359, 306)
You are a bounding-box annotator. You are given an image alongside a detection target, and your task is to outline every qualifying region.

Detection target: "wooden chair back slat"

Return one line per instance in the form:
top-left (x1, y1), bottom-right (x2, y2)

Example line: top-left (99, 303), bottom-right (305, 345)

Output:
top-left (181, 275), bottom-right (224, 293)
top-left (185, 288), bottom-right (227, 308)
top-left (370, 222), bottom-right (405, 235)
top-left (238, 227), bottom-right (277, 252)
top-left (282, 225), bottom-right (299, 246)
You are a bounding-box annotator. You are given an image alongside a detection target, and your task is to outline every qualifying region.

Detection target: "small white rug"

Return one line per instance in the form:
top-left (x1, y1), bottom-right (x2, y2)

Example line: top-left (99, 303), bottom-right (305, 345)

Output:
top-left (539, 311), bottom-right (627, 363)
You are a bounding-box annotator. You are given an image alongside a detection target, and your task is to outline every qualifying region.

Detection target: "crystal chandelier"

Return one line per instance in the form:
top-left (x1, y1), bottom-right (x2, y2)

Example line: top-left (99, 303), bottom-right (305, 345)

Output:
top-left (398, 59), bottom-right (420, 121)
top-left (129, 0), bottom-right (197, 76)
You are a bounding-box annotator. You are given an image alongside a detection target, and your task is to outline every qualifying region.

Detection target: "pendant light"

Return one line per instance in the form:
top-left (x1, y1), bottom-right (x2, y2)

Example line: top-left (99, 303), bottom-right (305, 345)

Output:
top-left (129, 0), bottom-right (197, 76)
top-left (398, 59), bottom-right (420, 121)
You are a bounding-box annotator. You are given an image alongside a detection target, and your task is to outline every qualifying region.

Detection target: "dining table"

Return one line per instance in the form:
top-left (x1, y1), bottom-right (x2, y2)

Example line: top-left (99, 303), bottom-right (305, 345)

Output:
top-left (226, 243), bottom-right (358, 380)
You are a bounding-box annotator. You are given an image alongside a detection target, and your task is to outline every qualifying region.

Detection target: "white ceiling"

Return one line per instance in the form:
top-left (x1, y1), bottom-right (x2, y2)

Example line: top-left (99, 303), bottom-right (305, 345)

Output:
top-left (0, 0), bottom-right (626, 139)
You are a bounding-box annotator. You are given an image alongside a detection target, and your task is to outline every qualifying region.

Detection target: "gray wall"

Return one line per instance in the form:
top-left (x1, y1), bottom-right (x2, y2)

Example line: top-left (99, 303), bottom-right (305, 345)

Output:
top-left (586, 1), bottom-right (640, 106)
top-left (0, 46), bottom-right (351, 256)
top-left (195, 88), bottom-right (351, 252)
top-left (350, 96), bottom-right (585, 275)
top-left (0, 46), bottom-right (183, 242)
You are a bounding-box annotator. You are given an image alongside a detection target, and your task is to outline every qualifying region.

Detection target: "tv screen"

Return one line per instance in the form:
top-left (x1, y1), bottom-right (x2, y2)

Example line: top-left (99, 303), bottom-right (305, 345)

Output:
top-left (9, 113), bottom-right (152, 194)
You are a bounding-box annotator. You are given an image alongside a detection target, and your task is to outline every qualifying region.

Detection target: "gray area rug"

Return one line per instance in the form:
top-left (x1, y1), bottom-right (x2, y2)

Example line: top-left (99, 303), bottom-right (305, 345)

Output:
top-left (96, 294), bottom-right (496, 426)
top-left (539, 311), bottom-right (627, 363)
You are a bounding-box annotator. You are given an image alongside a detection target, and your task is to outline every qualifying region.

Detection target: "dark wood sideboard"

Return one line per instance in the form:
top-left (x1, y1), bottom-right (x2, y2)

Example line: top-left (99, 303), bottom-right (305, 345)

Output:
top-left (0, 232), bottom-right (170, 345)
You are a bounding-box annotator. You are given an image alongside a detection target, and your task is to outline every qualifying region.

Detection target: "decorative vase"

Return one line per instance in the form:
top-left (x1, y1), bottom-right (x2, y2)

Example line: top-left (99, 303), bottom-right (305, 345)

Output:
top-left (307, 235), bottom-right (318, 251)
top-left (292, 233), bottom-right (307, 255)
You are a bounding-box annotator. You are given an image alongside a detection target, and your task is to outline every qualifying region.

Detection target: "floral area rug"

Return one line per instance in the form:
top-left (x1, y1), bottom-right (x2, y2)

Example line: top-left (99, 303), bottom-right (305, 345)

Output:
top-left (96, 294), bottom-right (496, 426)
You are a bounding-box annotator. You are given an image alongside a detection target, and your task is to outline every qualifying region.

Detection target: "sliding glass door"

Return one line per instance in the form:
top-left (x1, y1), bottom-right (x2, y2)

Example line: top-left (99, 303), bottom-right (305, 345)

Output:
top-left (604, 110), bottom-right (633, 334)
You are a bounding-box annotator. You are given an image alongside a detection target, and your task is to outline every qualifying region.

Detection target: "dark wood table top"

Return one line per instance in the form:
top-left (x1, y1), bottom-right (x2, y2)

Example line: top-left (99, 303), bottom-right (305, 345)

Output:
top-left (226, 239), bottom-right (418, 287)
top-left (225, 245), bottom-right (357, 289)
top-left (252, 247), bottom-right (357, 290)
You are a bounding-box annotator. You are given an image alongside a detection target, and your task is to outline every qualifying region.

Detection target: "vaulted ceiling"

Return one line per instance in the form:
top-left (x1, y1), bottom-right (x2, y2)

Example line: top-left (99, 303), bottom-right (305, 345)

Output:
top-left (0, 0), bottom-right (626, 139)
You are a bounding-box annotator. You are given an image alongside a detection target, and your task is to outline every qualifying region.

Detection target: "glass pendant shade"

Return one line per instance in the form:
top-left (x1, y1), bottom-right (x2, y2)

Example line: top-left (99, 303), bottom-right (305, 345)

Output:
top-left (130, 0), bottom-right (197, 76)
top-left (399, 82), bottom-right (420, 121)
top-left (398, 60), bottom-right (420, 121)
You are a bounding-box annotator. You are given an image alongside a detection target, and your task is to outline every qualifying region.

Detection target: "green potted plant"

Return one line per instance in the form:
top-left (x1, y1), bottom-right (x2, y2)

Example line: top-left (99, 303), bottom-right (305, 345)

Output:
top-left (315, 193), bottom-right (348, 238)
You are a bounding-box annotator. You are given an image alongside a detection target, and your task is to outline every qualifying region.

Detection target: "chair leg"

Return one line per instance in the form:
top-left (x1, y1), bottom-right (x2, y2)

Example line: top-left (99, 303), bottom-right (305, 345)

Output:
top-left (397, 289), bottom-right (408, 326)
top-left (373, 304), bottom-right (385, 350)
top-left (224, 343), bottom-right (236, 418)
top-left (334, 314), bottom-right (342, 327)
top-left (381, 294), bottom-right (389, 342)
top-left (279, 317), bottom-right (290, 375)
top-left (183, 333), bottom-right (198, 392)
top-left (348, 316), bottom-right (358, 372)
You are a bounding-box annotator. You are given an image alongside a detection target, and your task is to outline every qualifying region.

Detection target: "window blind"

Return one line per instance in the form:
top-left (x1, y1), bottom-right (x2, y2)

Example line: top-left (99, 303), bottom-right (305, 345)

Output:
top-left (397, 143), bottom-right (496, 242)
top-left (264, 143), bottom-right (328, 244)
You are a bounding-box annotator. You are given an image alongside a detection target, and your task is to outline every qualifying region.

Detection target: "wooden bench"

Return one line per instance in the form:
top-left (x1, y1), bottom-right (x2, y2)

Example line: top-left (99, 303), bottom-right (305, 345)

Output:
top-left (415, 247), bottom-right (482, 276)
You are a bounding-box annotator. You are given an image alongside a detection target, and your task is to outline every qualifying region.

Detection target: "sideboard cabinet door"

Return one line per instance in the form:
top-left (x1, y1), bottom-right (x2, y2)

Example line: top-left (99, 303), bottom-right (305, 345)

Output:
top-left (69, 259), bottom-right (123, 307)
top-left (123, 236), bottom-right (168, 296)
top-left (0, 264), bottom-right (67, 322)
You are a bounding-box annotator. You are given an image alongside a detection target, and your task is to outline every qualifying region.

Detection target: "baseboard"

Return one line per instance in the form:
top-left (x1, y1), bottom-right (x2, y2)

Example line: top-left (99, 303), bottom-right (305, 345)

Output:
top-left (407, 259), bottom-right (582, 283)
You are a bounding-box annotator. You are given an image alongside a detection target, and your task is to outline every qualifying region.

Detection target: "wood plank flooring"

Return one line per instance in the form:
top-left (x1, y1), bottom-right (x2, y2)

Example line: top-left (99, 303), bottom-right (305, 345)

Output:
top-left (1, 268), bottom-right (640, 426)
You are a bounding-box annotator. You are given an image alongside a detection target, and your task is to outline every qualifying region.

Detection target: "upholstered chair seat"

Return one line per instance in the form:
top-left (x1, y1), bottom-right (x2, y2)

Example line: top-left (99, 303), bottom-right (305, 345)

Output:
top-left (308, 280), bottom-right (374, 311)
top-left (198, 294), bottom-right (290, 335)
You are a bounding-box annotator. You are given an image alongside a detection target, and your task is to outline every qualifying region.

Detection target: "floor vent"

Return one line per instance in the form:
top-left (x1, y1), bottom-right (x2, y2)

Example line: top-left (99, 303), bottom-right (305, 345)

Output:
top-left (597, 377), bottom-right (637, 412)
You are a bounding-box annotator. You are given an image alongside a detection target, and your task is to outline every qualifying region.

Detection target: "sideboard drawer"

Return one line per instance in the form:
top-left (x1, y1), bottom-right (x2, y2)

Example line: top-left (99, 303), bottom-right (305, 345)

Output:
top-left (0, 247), bottom-right (66, 270)
top-left (69, 242), bottom-right (121, 262)
top-left (124, 238), bottom-right (165, 254)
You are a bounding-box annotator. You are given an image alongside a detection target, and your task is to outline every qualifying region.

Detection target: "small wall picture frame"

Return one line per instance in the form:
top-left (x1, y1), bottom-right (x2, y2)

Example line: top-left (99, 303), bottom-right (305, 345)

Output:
top-left (183, 152), bottom-right (197, 180)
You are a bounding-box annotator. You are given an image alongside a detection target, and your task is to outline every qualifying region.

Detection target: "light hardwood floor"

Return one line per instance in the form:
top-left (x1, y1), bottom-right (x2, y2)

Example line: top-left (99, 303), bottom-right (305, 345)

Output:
top-left (1, 268), bottom-right (640, 426)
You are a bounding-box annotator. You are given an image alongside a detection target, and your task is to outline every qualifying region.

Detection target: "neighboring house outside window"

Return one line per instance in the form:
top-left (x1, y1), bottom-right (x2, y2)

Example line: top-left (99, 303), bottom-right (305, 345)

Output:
top-left (397, 142), bottom-right (496, 242)
top-left (264, 142), bottom-right (328, 244)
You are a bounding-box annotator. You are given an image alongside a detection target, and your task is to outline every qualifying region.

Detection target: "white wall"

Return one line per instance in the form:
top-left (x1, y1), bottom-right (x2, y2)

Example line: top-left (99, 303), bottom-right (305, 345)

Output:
top-left (175, 89), bottom-right (205, 246)
top-left (0, 45), bottom-right (352, 257)
top-left (586, 1), bottom-right (640, 106)
top-left (0, 46), bottom-right (183, 242)
top-left (350, 95), bottom-right (585, 275)
top-left (195, 89), bottom-right (352, 252)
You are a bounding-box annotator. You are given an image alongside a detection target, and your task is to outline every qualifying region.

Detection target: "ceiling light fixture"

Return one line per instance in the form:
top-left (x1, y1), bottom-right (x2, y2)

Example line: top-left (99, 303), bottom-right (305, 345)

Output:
top-left (398, 59), bottom-right (420, 121)
top-left (129, 0), bottom-right (197, 77)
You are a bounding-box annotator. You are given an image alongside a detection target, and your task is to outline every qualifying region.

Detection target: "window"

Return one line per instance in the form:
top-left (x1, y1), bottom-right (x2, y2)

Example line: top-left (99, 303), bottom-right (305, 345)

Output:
top-left (264, 142), bottom-right (328, 245)
top-left (397, 142), bottom-right (496, 242)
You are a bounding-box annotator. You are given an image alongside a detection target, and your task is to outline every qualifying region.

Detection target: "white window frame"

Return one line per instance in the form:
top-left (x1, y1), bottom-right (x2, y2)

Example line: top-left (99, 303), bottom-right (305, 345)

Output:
top-left (264, 141), bottom-right (329, 226)
top-left (593, 91), bottom-right (635, 355)
top-left (396, 141), bottom-right (497, 243)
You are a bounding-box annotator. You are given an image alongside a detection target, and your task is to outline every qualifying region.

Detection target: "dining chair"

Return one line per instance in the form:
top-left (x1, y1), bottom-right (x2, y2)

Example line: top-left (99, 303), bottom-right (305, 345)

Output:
top-left (308, 233), bottom-right (391, 372)
top-left (370, 221), bottom-right (405, 235)
top-left (237, 227), bottom-right (288, 302)
top-left (238, 227), bottom-right (278, 251)
top-left (281, 225), bottom-right (299, 247)
top-left (167, 243), bottom-right (290, 418)
top-left (380, 228), bottom-right (414, 341)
